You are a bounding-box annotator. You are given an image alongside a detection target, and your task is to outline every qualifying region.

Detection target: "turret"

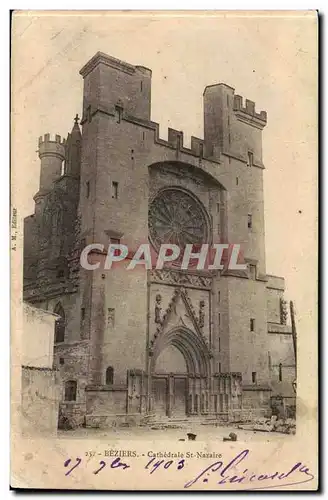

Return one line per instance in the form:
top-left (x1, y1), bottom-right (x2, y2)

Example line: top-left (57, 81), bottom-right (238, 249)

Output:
top-left (38, 133), bottom-right (66, 193)
top-left (79, 52), bottom-right (152, 123)
top-left (203, 83), bottom-right (267, 163)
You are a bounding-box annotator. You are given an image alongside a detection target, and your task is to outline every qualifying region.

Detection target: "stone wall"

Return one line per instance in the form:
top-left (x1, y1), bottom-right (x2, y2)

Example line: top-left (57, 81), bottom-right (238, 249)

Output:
top-left (80, 52), bottom-right (152, 122)
top-left (100, 264), bottom-right (147, 385)
top-left (54, 341), bottom-right (89, 402)
top-left (86, 386), bottom-right (127, 415)
top-left (45, 293), bottom-right (83, 345)
top-left (21, 366), bottom-right (60, 436)
top-left (22, 302), bottom-right (57, 368)
top-left (226, 276), bottom-right (269, 385)
top-left (241, 386), bottom-right (272, 420)
top-left (23, 215), bottom-right (39, 284)
top-left (266, 275), bottom-right (285, 323)
top-left (85, 386), bottom-right (132, 428)
top-left (58, 402), bottom-right (86, 429)
top-left (267, 288), bottom-right (283, 324)
top-left (268, 329), bottom-right (295, 393)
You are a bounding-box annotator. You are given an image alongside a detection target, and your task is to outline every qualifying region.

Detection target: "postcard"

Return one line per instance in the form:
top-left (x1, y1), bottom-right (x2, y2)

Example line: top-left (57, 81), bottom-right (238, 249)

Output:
top-left (11, 10), bottom-right (318, 490)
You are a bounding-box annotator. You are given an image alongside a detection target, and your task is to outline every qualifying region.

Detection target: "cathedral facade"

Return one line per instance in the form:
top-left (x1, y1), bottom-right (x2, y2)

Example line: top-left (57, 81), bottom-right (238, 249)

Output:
top-left (23, 52), bottom-right (295, 428)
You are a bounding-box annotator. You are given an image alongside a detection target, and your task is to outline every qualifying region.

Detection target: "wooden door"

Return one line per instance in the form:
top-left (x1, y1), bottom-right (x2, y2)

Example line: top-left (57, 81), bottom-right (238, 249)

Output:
top-left (173, 377), bottom-right (187, 416)
top-left (152, 377), bottom-right (168, 416)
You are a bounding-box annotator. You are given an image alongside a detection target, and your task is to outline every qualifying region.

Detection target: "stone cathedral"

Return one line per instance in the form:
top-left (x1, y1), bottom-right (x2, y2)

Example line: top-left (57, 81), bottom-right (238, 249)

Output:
top-left (23, 52), bottom-right (296, 428)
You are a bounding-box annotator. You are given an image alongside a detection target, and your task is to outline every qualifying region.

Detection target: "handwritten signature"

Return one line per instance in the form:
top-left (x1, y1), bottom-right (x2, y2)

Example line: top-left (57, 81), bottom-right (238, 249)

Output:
top-left (64, 450), bottom-right (315, 490)
top-left (184, 449), bottom-right (315, 490)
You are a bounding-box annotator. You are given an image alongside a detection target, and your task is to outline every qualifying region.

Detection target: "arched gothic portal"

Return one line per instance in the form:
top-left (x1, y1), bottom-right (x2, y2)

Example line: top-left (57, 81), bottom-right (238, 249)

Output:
top-left (150, 327), bottom-right (212, 417)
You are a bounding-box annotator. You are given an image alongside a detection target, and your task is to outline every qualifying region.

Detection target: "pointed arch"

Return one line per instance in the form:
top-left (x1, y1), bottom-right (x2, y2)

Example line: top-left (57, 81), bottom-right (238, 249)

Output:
top-left (148, 161), bottom-right (227, 191)
top-left (54, 302), bottom-right (65, 343)
top-left (151, 326), bottom-right (211, 377)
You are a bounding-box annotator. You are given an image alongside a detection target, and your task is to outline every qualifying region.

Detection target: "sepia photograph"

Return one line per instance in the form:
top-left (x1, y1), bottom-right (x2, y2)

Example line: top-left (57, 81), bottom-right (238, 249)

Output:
top-left (11, 10), bottom-right (318, 490)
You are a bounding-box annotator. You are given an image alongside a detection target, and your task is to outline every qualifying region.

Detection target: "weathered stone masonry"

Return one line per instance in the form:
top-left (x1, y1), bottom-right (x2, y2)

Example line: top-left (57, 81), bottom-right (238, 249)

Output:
top-left (23, 52), bottom-right (296, 427)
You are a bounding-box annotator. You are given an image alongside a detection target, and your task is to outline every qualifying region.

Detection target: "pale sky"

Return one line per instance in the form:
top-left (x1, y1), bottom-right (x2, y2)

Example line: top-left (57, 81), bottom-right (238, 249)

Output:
top-left (12, 12), bottom-right (317, 344)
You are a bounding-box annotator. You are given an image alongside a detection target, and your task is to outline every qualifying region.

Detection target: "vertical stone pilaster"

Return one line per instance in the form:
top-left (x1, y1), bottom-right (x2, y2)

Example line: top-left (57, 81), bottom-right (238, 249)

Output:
top-left (146, 354), bottom-right (151, 413)
top-left (167, 374), bottom-right (174, 417)
top-left (195, 377), bottom-right (201, 415)
top-left (89, 271), bottom-right (105, 385)
top-left (140, 371), bottom-right (145, 414)
top-left (126, 370), bottom-right (131, 414)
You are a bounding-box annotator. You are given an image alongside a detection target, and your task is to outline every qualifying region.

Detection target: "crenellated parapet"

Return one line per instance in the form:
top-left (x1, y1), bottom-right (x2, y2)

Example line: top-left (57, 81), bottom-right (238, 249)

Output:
top-left (190, 136), bottom-right (204, 158)
top-left (80, 51), bottom-right (218, 162)
top-left (38, 133), bottom-right (66, 146)
top-left (167, 128), bottom-right (182, 148)
top-left (233, 95), bottom-right (267, 129)
top-left (82, 89), bottom-right (266, 166)
top-left (38, 133), bottom-right (66, 160)
top-left (80, 52), bottom-right (269, 170)
top-left (203, 82), bottom-right (267, 164)
top-left (89, 106), bottom-right (213, 163)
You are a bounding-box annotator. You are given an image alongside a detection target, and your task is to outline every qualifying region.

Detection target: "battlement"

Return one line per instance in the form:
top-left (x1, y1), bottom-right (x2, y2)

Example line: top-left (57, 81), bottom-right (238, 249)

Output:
top-left (120, 112), bottom-right (214, 162)
top-left (79, 52), bottom-right (268, 165)
top-left (38, 133), bottom-right (66, 160)
top-left (233, 95), bottom-right (267, 127)
top-left (161, 127), bottom-right (207, 159)
top-left (38, 134), bottom-right (66, 147)
top-left (81, 94), bottom-right (214, 160)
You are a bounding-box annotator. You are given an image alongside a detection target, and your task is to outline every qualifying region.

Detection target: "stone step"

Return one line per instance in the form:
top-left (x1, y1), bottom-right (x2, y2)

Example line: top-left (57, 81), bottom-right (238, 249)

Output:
top-left (142, 416), bottom-right (223, 429)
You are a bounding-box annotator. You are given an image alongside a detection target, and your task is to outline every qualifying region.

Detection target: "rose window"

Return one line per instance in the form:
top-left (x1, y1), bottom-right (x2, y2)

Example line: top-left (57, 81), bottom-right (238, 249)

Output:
top-left (148, 188), bottom-right (209, 252)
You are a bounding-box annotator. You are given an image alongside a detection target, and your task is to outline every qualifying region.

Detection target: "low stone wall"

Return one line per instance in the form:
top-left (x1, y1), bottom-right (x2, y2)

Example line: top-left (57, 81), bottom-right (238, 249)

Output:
top-left (271, 395), bottom-right (296, 419)
top-left (86, 386), bottom-right (127, 413)
top-left (58, 402), bottom-right (86, 429)
top-left (231, 408), bottom-right (269, 422)
top-left (85, 385), bottom-right (131, 428)
top-left (86, 413), bottom-right (143, 429)
top-left (239, 385), bottom-right (272, 421)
